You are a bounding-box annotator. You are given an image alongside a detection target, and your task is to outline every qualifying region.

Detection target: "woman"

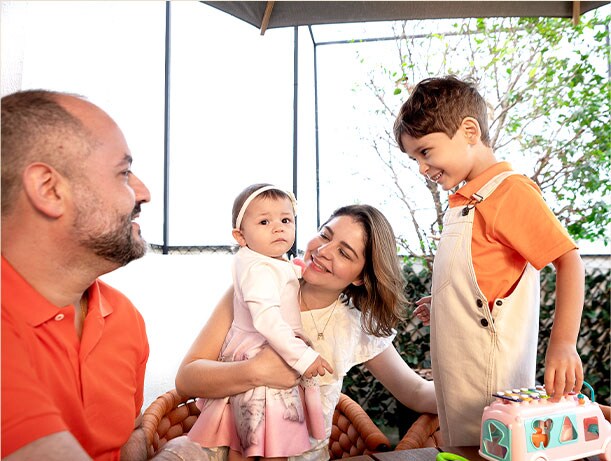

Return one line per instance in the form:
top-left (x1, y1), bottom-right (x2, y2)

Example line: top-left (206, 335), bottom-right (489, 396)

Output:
top-left (176, 204), bottom-right (437, 461)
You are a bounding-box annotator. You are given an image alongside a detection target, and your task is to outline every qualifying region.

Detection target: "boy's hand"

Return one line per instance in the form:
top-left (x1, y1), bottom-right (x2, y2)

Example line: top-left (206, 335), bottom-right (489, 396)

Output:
top-left (413, 295), bottom-right (432, 326)
top-left (544, 341), bottom-right (583, 401)
top-left (303, 355), bottom-right (333, 378)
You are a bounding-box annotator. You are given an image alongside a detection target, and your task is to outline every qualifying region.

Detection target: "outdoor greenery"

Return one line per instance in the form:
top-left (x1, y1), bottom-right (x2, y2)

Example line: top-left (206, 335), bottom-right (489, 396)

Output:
top-left (358, 13), bottom-right (609, 267)
top-left (342, 13), bottom-right (610, 444)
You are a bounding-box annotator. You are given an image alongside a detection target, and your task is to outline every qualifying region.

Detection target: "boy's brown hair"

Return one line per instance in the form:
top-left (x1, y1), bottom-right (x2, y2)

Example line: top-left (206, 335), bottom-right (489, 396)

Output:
top-left (393, 75), bottom-right (491, 151)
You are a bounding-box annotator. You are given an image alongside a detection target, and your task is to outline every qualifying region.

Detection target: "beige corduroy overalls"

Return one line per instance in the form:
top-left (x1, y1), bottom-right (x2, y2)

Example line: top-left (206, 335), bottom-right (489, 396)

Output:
top-left (430, 171), bottom-right (540, 446)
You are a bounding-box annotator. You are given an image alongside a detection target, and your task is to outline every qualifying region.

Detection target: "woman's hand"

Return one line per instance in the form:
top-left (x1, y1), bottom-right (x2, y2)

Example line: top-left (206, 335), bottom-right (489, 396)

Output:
top-left (251, 345), bottom-right (300, 389)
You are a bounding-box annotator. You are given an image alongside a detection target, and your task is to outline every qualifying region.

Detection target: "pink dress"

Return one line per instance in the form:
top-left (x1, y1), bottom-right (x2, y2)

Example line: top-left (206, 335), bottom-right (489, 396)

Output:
top-left (188, 247), bottom-right (325, 457)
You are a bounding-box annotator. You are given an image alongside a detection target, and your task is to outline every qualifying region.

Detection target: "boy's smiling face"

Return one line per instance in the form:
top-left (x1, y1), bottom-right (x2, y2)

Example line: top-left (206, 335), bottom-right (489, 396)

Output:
top-left (400, 131), bottom-right (474, 191)
top-left (400, 117), bottom-right (492, 190)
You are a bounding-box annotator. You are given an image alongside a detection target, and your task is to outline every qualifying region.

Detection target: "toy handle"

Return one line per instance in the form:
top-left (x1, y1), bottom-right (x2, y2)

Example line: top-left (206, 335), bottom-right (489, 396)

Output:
top-left (582, 381), bottom-right (595, 401)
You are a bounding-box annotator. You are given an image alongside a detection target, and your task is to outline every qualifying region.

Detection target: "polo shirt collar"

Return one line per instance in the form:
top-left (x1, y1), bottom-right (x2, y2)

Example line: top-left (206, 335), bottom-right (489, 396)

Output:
top-left (89, 279), bottom-right (114, 317)
top-left (1, 256), bottom-right (111, 326)
top-left (454, 161), bottom-right (513, 200)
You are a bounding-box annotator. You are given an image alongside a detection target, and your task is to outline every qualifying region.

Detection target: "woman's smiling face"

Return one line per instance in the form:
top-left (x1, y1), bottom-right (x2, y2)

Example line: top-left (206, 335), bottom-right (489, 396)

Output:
top-left (302, 215), bottom-right (365, 292)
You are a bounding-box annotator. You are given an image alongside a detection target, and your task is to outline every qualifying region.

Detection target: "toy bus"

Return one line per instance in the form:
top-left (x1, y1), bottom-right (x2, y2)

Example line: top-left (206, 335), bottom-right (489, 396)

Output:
top-left (479, 385), bottom-right (610, 461)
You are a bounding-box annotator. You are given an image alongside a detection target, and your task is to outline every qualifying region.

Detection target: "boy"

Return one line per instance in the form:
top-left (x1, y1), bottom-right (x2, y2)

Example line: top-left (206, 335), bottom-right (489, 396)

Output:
top-left (393, 75), bottom-right (585, 445)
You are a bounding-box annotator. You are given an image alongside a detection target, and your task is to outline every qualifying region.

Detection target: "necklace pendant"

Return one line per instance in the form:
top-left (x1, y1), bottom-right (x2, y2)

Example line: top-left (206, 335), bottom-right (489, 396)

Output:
top-left (317, 333), bottom-right (324, 340)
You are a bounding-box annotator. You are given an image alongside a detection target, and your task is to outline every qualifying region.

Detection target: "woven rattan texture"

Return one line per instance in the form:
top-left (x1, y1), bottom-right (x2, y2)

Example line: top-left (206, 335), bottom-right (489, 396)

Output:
top-left (142, 390), bottom-right (200, 457)
top-left (394, 412), bottom-right (442, 451)
top-left (142, 390), bottom-right (390, 459)
top-left (329, 393), bottom-right (390, 458)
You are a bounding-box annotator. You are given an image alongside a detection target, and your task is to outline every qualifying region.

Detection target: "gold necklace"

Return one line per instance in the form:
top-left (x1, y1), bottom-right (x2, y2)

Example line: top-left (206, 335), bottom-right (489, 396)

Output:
top-left (299, 289), bottom-right (339, 341)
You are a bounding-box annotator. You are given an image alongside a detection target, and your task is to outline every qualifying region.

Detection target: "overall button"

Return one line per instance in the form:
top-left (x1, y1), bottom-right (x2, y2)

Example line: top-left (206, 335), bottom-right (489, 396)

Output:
top-left (495, 300), bottom-right (503, 306)
top-left (54, 313), bottom-right (64, 321)
top-left (480, 318), bottom-right (489, 327)
top-left (476, 299), bottom-right (484, 308)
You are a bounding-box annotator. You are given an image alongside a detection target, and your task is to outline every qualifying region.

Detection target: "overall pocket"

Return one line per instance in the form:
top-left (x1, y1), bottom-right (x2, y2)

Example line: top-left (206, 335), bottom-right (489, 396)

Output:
top-left (431, 230), bottom-right (462, 296)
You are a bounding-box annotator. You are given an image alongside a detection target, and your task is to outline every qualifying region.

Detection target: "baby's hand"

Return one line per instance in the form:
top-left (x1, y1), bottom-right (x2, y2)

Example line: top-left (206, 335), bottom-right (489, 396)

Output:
top-left (303, 355), bottom-right (333, 378)
top-left (292, 258), bottom-right (307, 275)
top-left (413, 295), bottom-right (432, 326)
top-left (544, 341), bottom-right (583, 402)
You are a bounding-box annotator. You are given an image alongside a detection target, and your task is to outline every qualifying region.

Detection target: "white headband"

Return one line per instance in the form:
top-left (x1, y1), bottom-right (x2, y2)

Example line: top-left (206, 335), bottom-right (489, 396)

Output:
top-left (234, 185), bottom-right (297, 230)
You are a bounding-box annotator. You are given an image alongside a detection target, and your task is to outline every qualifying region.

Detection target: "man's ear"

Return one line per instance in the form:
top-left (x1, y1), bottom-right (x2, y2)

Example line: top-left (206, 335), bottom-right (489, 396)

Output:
top-left (232, 228), bottom-right (247, 247)
top-left (461, 117), bottom-right (481, 145)
top-left (22, 163), bottom-right (67, 218)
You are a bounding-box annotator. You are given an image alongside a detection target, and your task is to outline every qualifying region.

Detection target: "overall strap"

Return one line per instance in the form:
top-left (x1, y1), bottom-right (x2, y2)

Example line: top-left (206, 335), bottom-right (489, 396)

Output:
top-left (461, 171), bottom-right (521, 216)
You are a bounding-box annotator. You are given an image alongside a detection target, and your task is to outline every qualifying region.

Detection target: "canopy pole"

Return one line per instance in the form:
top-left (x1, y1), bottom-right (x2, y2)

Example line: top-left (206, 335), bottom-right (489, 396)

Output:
top-left (291, 25), bottom-right (298, 257)
top-left (260, 1), bottom-right (275, 35)
top-left (309, 26), bottom-right (321, 229)
top-left (572, 1), bottom-right (581, 25)
top-left (162, 0), bottom-right (171, 255)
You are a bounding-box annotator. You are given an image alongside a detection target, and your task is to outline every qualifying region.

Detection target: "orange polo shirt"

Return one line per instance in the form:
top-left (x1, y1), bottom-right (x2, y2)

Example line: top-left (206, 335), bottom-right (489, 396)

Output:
top-left (450, 162), bottom-right (577, 307)
top-left (1, 257), bottom-right (149, 460)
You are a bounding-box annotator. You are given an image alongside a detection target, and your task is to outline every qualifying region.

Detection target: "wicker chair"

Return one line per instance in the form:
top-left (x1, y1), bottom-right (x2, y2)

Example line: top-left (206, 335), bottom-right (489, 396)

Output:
top-left (394, 413), bottom-right (442, 451)
top-left (142, 389), bottom-right (390, 459)
top-left (330, 393), bottom-right (391, 458)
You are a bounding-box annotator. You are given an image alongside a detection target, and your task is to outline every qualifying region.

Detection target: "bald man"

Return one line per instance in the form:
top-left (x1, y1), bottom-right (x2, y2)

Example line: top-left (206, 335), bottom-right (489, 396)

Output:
top-left (1, 90), bottom-right (205, 461)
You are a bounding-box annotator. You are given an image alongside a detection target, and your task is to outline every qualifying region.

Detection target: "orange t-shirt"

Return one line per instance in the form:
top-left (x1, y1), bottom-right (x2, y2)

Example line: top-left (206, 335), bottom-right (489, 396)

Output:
top-left (449, 162), bottom-right (577, 307)
top-left (1, 257), bottom-right (149, 460)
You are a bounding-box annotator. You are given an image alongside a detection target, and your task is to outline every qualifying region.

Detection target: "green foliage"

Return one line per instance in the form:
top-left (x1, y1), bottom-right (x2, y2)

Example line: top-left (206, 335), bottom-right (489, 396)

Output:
top-left (347, 11), bottom-right (610, 442)
top-left (343, 261), bottom-right (611, 440)
top-left (364, 13), bottom-right (610, 257)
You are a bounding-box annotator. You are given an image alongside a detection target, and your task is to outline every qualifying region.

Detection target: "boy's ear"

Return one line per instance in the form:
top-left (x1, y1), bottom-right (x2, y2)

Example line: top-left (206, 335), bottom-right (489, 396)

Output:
top-left (232, 228), bottom-right (247, 247)
top-left (461, 117), bottom-right (481, 144)
top-left (22, 162), bottom-right (67, 218)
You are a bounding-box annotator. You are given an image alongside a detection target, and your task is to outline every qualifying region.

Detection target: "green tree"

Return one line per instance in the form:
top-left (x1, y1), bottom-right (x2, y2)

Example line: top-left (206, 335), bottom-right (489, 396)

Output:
top-left (362, 14), bottom-right (609, 267)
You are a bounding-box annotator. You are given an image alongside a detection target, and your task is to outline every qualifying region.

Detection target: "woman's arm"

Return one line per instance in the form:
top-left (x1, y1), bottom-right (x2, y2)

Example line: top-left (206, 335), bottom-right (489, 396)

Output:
top-left (175, 286), bottom-right (299, 398)
top-left (364, 345), bottom-right (437, 414)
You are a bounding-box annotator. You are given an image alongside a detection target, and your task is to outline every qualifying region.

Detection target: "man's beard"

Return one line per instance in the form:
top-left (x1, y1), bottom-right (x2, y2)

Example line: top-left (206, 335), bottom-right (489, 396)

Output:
top-left (75, 204), bottom-right (148, 267)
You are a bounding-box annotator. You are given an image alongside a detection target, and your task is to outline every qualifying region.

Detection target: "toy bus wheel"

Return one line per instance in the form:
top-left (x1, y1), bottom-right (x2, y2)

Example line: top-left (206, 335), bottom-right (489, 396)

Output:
top-left (533, 457), bottom-right (548, 461)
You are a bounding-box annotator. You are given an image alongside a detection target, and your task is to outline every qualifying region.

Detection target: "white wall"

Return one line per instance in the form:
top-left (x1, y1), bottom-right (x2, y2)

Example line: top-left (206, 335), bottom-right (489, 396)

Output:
top-left (101, 251), bottom-right (234, 407)
top-left (0, 0), bottom-right (311, 407)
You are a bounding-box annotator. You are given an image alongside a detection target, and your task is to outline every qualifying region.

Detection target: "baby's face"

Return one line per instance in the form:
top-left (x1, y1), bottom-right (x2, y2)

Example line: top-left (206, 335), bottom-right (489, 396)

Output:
top-left (238, 196), bottom-right (296, 259)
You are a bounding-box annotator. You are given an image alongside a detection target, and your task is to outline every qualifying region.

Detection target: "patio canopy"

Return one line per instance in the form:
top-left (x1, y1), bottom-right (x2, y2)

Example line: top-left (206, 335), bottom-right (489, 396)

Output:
top-left (203, 1), bottom-right (608, 34)
top-left (159, 1), bottom-right (609, 253)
